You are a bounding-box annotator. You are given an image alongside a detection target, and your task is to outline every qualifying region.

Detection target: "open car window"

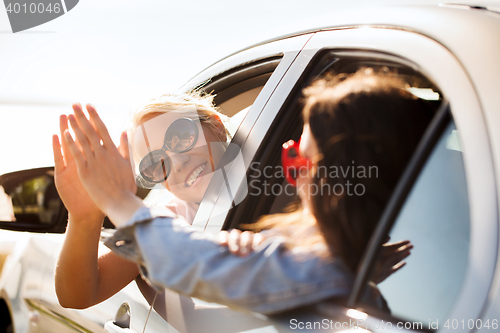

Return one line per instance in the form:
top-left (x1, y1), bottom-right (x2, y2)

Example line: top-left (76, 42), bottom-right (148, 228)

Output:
top-left (141, 57), bottom-right (282, 225)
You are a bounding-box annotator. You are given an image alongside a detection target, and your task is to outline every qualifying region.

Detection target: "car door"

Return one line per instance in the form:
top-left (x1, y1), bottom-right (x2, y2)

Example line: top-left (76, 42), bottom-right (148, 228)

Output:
top-left (201, 26), bottom-right (497, 332)
top-left (304, 28), bottom-right (497, 333)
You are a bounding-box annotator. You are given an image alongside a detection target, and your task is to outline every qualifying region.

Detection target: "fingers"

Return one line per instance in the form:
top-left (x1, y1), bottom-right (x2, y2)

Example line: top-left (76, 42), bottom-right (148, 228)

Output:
top-left (392, 240), bottom-right (411, 246)
top-left (118, 131), bottom-right (131, 162)
top-left (391, 261), bottom-right (407, 274)
top-left (382, 239), bottom-right (411, 250)
top-left (68, 114), bottom-right (94, 159)
top-left (380, 240), bottom-right (411, 257)
top-left (227, 229), bottom-right (242, 254)
top-left (385, 242), bottom-right (413, 254)
top-left (218, 230), bottom-right (229, 246)
top-left (59, 114), bottom-right (74, 164)
top-left (63, 129), bottom-right (87, 169)
top-left (381, 240), bottom-right (412, 257)
top-left (219, 230), bottom-right (261, 257)
top-left (86, 104), bottom-right (114, 148)
top-left (252, 233), bottom-right (264, 249)
top-left (52, 134), bottom-right (65, 174)
top-left (381, 241), bottom-right (413, 268)
top-left (238, 231), bottom-right (252, 256)
top-left (385, 248), bottom-right (411, 268)
top-left (72, 103), bottom-right (103, 149)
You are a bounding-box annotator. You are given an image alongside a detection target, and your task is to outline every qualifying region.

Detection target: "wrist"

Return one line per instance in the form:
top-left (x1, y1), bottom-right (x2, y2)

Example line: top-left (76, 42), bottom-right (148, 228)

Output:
top-left (69, 212), bottom-right (105, 225)
top-left (66, 214), bottom-right (103, 240)
top-left (102, 191), bottom-right (144, 229)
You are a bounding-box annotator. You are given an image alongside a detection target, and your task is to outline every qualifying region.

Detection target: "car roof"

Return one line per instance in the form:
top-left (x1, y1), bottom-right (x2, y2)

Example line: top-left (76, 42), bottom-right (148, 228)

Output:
top-left (213, 4), bottom-right (500, 65)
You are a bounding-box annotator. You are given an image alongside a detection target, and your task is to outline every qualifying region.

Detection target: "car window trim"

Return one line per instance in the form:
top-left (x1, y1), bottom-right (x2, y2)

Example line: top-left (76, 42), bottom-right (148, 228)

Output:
top-left (198, 56), bottom-right (282, 101)
top-left (189, 50), bottom-right (305, 231)
top-left (347, 101), bottom-right (451, 307)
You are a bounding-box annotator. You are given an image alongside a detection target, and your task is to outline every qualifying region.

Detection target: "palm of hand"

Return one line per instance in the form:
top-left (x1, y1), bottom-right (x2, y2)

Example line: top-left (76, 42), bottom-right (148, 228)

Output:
top-left (53, 112), bottom-right (104, 223)
top-left (55, 159), bottom-right (104, 222)
top-left (75, 145), bottom-right (137, 214)
top-left (371, 239), bottom-right (412, 284)
top-left (56, 105), bottom-right (138, 218)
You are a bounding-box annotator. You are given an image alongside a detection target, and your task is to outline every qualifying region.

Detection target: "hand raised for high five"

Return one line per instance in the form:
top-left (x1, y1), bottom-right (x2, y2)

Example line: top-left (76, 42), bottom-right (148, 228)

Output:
top-left (59, 104), bottom-right (140, 227)
top-left (52, 104), bottom-right (104, 224)
top-left (372, 238), bottom-right (413, 284)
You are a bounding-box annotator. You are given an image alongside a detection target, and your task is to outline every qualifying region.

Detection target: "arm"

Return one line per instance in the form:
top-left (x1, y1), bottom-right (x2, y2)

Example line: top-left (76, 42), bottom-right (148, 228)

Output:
top-left (105, 207), bottom-right (353, 315)
top-left (56, 218), bottom-right (139, 308)
top-left (53, 105), bottom-right (139, 309)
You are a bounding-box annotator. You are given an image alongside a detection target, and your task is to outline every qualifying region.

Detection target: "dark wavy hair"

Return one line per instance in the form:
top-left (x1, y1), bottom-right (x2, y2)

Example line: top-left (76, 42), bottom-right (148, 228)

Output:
top-left (303, 69), bottom-right (434, 272)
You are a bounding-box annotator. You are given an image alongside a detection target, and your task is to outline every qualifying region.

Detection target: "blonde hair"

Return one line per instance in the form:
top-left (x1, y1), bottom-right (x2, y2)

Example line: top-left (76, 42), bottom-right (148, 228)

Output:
top-left (130, 90), bottom-right (231, 143)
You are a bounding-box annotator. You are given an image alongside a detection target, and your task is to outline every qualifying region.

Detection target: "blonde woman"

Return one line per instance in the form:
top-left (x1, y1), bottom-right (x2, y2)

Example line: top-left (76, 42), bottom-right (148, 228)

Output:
top-left (54, 92), bottom-right (257, 318)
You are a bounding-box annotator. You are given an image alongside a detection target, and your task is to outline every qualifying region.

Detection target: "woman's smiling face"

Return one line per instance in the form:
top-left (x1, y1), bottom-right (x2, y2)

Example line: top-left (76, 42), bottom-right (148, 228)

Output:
top-left (132, 111), bottom-right (225, 204)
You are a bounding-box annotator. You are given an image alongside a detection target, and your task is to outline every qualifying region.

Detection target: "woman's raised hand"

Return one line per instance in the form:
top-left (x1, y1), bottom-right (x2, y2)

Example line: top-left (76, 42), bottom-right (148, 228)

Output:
top-left (52, 104), bottom-right (104, 224)
top-left (61, 104), bottom-right (139, 224)
top-left (371, 238), bottom-right (413, 284)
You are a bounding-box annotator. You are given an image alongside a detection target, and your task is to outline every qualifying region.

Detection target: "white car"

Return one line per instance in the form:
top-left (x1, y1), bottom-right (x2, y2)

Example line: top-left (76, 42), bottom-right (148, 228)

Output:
top-left (1, 3), bottom-right (500, 332)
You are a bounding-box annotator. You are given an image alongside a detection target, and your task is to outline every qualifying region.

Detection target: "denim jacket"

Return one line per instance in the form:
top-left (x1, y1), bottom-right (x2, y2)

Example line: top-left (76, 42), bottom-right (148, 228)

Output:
top-left (105, 206), bottom-right (353, 315)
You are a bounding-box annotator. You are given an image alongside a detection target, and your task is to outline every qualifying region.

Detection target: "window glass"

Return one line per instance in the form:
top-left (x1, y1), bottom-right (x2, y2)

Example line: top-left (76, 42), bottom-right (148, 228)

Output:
top-left (364, 120), bottom-right (470, 326)
top-left (8, 174), bottom-right (61, 224)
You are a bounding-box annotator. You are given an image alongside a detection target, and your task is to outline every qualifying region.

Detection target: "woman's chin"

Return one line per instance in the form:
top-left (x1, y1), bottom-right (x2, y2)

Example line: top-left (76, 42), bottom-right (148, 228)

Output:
top-left (190, 174), bottom-right (213, 198)
top-left (170, 175), bottom-right (212, 203)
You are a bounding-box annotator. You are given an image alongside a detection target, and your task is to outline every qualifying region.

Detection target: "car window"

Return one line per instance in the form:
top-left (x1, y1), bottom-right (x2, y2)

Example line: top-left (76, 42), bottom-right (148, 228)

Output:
top-left (360, 120), bottom-right (470, 327)
top-left (143, 58), bottom-right (282, 223)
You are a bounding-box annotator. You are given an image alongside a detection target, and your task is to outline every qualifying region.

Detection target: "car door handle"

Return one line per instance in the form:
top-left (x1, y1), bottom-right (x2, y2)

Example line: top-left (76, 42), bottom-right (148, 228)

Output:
top-left (104, 302), bottom-right (137, 333)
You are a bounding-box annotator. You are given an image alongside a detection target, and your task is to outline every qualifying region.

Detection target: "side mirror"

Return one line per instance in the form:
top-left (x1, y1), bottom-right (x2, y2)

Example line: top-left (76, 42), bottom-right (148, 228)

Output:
top-left (0, 167), bottom-right (67, 233)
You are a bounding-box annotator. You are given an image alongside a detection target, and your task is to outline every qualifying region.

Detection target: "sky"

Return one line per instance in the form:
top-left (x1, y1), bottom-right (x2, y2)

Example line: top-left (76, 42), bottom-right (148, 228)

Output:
top-left (0, 0), bottom-right (498, 174)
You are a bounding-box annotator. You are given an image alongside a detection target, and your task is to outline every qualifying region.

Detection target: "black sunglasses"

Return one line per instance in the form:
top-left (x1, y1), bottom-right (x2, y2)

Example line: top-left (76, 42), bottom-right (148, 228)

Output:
top-left (138, 118), bottom-right (201, 184)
